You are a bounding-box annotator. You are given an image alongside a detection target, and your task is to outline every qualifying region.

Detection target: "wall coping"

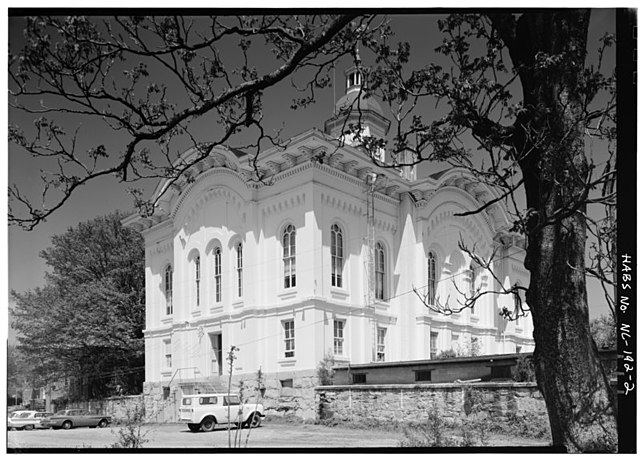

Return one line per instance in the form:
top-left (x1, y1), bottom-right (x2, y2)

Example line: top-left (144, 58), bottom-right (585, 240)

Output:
top-left (315, 382), bottom-right (539, 391)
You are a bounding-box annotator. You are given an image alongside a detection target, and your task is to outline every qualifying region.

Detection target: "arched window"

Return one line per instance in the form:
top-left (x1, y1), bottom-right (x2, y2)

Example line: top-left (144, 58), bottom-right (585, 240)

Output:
top-left (283, 225), bottom-right (296, 288)
top-left (236, 242), bottom-right (243, 298)
top-left (375, 242), bottom-right (385, 300)
top-left (214, 248), bottom-right (222, 303)
top-left (427, 252), bottom-right (437, 305)
top-left (331, 224), bottom-right (344, 288)
top-left (195, 255), bottom-right (201, 307)
top-left (164, 265), bottom-right (173, 315)
top-left (469, 263), bottom-right (477, 314)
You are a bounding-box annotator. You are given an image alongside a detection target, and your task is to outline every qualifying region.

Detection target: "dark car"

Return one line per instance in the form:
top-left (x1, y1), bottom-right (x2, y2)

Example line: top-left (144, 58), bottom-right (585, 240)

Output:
top-left (42, 409), bottom-right (111, 430)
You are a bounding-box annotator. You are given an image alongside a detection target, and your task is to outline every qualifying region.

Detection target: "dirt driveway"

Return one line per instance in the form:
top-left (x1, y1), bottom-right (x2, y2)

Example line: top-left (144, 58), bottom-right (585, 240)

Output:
top-left (7, 422), bottom-right (403, 449)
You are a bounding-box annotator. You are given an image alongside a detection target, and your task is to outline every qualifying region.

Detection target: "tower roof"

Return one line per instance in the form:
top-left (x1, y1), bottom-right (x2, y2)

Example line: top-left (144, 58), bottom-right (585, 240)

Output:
top-left (324, 65), bottom-right (390, 139)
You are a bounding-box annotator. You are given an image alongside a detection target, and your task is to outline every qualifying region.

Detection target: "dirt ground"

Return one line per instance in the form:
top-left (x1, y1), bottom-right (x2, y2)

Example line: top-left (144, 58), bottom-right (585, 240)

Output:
top-left (6, 420), bottom-right (550, 450)
top-left (7, 421), bottom-right (401, 449)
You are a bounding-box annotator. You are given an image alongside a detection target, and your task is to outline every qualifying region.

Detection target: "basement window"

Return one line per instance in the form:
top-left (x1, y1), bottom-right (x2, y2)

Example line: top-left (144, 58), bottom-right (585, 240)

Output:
top-left (491, 366), bottom-right (512, 379)
top-left (280, 379), bottom-right (293, 388)
top-left (352, 373), bottom-right (367, 384)
top-left (415, 370), bottom-right (432, 382)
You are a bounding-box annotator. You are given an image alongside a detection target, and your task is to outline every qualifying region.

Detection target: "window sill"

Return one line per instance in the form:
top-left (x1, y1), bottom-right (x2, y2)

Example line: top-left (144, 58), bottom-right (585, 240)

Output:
top-left (333, 355), bottom-right (350, 364)
top-left (161, 317), bottom-right (174, 325)
top-left (209, 305), bottom-right (223, 314)
top-left (278, 289), bottom-right (298, 300)
top-left (232, 300), bottom-right (244, 309)
top-left (374, 300), bottom-right (390, 311)
top-left (330, 288), bottom-right (349, 300)
top-left (191, 310), bottom-right (202, 318)
top-left (470, 315), bottom-right (480, 323)
top-left (277, 358), bottom-right (296, 367)
top-left (161, 370), bottom-right (172, 378)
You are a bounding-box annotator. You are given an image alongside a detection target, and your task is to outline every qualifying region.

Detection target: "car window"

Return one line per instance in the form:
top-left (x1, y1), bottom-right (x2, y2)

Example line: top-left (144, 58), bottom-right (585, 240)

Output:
top-left (18, 412), bottom-right (32, 418)
top-left (223, 396), bottom-right (240, 406)
top-left (199, 396), bottom-right (218, 405)
top-left (182, 398), bottom-right (192, 406)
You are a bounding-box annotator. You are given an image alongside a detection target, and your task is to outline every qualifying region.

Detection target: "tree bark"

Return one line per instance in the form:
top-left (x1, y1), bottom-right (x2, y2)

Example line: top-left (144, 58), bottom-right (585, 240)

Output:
top-left (499, 11), bottom-right (618, 452)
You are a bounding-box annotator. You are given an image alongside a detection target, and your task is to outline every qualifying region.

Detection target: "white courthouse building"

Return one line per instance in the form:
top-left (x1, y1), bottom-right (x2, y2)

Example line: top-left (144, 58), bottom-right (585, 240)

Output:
top-left (124, 68), bottom-right (534, 392)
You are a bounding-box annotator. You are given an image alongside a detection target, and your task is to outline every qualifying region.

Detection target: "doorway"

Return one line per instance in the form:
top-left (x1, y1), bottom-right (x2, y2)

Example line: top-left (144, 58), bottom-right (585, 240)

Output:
top-left (209, 333), bottom-right (223, 376)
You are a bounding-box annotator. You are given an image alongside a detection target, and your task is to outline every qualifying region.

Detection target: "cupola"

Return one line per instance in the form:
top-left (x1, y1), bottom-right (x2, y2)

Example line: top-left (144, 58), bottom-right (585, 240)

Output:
top-left (324, 61), bottom-right (391, 149)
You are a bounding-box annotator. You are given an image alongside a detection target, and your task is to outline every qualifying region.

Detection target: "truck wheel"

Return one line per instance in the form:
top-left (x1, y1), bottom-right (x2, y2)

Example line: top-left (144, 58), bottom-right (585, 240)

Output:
top-left (24, 424), bottom-right (34, 431)
top-left (200, 416), bottom-right (216, 432)
top-left (62, 421), bottom-right (72, 430)
top-left (98, 419), bottom-right (108, 428)
top-left (247, 414), bottom-right (261, 428)
top-left (187, 423), bottom-right (201, 432)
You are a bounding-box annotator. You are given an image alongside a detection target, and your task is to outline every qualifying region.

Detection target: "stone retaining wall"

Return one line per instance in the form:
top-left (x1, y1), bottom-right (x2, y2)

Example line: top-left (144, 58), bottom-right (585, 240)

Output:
top-left (315, 382), bottom-right (548, 425)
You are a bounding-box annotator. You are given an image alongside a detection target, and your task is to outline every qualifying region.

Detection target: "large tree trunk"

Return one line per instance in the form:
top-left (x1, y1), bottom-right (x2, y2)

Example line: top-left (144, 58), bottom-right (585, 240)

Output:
top-left (506, 11), bottom-right (618, 452)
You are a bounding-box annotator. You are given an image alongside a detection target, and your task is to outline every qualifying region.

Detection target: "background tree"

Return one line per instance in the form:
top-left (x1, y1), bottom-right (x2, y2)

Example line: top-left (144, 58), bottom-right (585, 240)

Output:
top-left (590, 313), bottom-right (616, 349)
top-left (11, 212), bottom-right (145, 399)
top-left (359, 11), bottom-right (617, 451)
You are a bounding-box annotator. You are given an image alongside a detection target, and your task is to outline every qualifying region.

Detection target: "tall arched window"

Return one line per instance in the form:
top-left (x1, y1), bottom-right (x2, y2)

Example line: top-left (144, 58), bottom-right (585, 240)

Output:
top-left (236, 242), bottom-right (243, 298)
top-left (375, 242), bottom-right (385, 300)
top-left (214, 247), bottom-right (222, 303)
top-left (283, 225), bottom-right (296, 288)
top-left (164, 265), bottom-right (173, 315)
top-left (427, 252), bottom-right (436, 305)
top-left (469, 263), bottom-right (477, 314)
top-left (195, 255), bottom-right (201, 307)
top-left (331, 224), bottom-right (344, 288)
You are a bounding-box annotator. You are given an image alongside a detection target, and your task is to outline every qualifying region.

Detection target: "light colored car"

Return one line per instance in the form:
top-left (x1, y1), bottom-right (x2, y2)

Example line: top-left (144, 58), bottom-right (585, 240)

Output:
top-left (7, 411), bottom-right (54, 430)
top-left (179, 393), bottom-right (265, 432)
top-left (41, 409), bottom-right (111, 430)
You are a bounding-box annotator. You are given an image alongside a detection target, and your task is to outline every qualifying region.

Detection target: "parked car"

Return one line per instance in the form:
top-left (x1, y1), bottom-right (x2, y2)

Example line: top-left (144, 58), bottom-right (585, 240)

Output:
top-left (41, 409), bottom-right (111, 430)
top-left (179, 393), bottom-right (265, 432)
top-left (7, 411), bottom-right (54, 430)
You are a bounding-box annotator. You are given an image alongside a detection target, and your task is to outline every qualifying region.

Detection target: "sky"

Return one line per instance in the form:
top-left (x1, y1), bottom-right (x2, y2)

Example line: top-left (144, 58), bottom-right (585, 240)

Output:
top-left (5, 10), bottom-right (618, 346)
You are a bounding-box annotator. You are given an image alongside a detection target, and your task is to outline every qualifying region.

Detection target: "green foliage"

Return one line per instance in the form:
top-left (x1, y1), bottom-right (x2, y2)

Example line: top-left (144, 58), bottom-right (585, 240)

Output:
top-left (399, 405), bottom-right (460, 447)
top-left (513, 354), bottom-right (536, 382)
top-left (457, 337), bottom-right (482, 357)
top-left (486, 412), bottom-right (551, 440)
top-left (316, 353), bottom-right (335, 385)
top-left (590, 314), bottom-right (616, 349)
top-left (434, 349), bottom-right (457, 360)
top-left (10, 212), bottom-right (145, 399)
top-left (110, 401), bottom-right (149, 448)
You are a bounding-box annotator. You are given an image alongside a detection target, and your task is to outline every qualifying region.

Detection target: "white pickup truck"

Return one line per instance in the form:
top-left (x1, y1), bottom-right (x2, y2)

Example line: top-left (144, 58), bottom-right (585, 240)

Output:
top-left (179, 393), bottom-right (265, 432)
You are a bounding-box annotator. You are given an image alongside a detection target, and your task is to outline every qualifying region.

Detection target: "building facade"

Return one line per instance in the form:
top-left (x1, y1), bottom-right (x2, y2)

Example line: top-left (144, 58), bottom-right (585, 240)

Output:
top-left (123, 68), bottom-right (534, 392)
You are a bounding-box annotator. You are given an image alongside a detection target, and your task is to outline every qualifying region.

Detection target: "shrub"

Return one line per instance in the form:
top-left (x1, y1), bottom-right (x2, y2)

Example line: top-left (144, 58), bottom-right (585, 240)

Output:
top-left (513, 354), bottom-right (536, 382)
top-left (316, 353), bottom-right (335, 385)
top-left (110, 401), bottom-right (149, 448)
top-left (398, 404), bottom-right (459, 447)
top-left (434, 349), bottom-right (457, 360)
